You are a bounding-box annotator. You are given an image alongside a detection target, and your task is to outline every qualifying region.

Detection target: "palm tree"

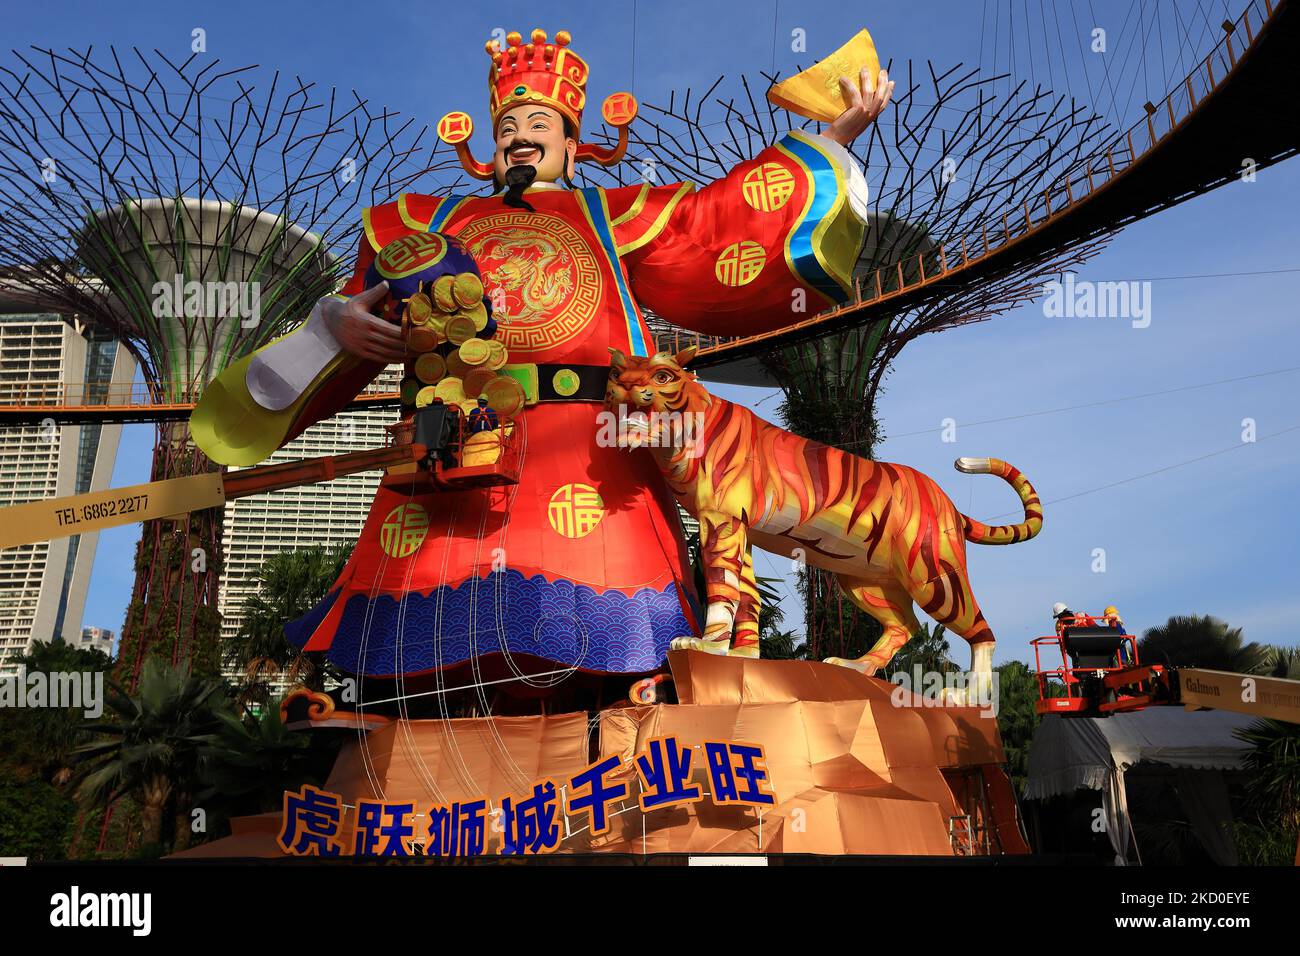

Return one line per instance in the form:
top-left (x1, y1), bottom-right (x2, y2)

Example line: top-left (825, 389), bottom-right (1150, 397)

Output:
top-left (195, 706), bottom-right (321, 824)
top-left (73, 658), bottom-right (226, 850)
top-left (882, 623), bottom-right (957, 679)
top-left (224, 543), bottom-right (352, 701)
top-left (1137, 614), bottom-right (1271, 674)
top-left (992, 660), bottom-right (1042, 792)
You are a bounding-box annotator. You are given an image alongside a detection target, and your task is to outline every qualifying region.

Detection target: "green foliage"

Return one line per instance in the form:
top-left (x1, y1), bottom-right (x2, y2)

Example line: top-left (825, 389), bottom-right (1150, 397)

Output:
top-left (1234, 718), bottom-right (1300, 830)
top-left (0, 640), bottom-right (113, 781)
top-left (882, 622), bottom-right (956, 678)
top-left (225, 543), bottom-right (352, 700)
top-left (73, 658), bottom-right (227, 849)
top-left (0, 769), bottom-right (74, 861)
top-left (992, 660), bottom-right (1042, 792)
top-left (194, 706), bottom-right (324, 824)
top-left (1137, 614), bottom-right (1271, 674)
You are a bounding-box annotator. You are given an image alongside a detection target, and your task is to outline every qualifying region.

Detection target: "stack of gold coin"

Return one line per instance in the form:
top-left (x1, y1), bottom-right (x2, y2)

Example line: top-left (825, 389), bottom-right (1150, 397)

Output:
top-left (395, 270), bottom-right (526, 423)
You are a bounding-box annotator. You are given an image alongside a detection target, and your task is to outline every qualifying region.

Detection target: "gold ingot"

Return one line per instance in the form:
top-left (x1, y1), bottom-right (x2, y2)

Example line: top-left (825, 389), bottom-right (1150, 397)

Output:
top-left (483, 376), bottom-right (525, 418)
top-left (425, 310), bottom-right (447, 336)
top-left (445, 315), bottom-right (476, 345)
top-left (415, 385), bottom-right (438, 408)
top-left (433, 275), bottom-right (458, 312)
top-left (463, 366), bottom-right (496, 397)
top-left (766, 28), bottom-right (881, 123)
top-left (414, 353), bottom-right (446, 384)
top-left (434, 377), bottom-right (467, 406)
top-left (453, 272), bottom-right (484, 309)
top-left (400, 377), bottom-right (422, 405)
top-left (407, 325), bottom-right (440, 353)
top-left (405, 292), bottom-right (434, 325)
top-left (486, 340), bottom-right (508, 370)
top-left (461, 301), bottom-right (489, 331)
top-left (445, 350), bottom-right (471, 379)
top-left (459, 338), bottom-right (490, 366)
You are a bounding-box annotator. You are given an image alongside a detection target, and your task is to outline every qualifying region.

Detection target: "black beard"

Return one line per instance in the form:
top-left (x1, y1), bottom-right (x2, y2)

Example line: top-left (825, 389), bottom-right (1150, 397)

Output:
top-left (502, 163), bottom-right (537, 212)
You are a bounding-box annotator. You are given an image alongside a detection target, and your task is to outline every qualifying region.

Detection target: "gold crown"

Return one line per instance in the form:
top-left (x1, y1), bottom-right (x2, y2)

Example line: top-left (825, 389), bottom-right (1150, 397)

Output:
top-left (486, 29), bottom-right (587, 133)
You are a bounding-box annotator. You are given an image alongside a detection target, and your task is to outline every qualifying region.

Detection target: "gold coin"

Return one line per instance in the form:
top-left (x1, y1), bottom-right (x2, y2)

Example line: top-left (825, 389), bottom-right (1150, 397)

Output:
top-left (463, 366), bottom-right (496, 397)
top-left (444, 350), bottom-right (471, 379)
top-left (461, 430), bottom-right (503, 466)
top-left (483, 376), bottom-right (525, 417)
top-left (407, 326), bottom-right (440, 353)
top-left (414, 352), bottom-right (446, 384)
top-left (461, 301), bottom-right (489, 331)
top-left (434, 377), bottom-right (467, 406)
top-left (400, 378), bottom-right (422, 405)
top-left (433, 275), bottom-right (458, 312)
top-left (445, 315), bottom-right (476, 345)
top-left (405, 292), bottom-right (433, 325)
top-left (425, 311), bottom-right (447, 336)
top-left (415, 385), bottom-right (438, 409)
top-left (459, 338), bottom-right (490, 366)
top-left (486, 340), bottom-right (508, 370)
top-left (452, 272), bottom-right (484, 309)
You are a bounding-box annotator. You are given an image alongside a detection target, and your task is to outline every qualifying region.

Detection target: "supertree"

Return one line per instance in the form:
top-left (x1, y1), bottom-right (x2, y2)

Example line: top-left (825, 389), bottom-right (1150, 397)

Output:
top-left (0, 46), bottom-right (467, 683)
top-left (584, 60), bottom-right (1121, 661)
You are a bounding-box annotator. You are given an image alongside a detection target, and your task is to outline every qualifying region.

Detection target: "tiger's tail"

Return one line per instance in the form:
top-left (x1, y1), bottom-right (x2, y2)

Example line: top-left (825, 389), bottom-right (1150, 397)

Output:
top-left (953, 457), bottom-right (1043, 545)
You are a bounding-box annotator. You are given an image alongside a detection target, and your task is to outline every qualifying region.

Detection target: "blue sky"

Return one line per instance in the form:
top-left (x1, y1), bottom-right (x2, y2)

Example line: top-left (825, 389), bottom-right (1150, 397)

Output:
top-left (12, 0), bottom-right (1293, 665)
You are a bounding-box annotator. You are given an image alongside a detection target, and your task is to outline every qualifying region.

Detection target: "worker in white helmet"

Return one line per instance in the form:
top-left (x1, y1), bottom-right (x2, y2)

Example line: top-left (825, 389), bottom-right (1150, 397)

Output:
top-left (1052, 602), bottom-right (1075, 635)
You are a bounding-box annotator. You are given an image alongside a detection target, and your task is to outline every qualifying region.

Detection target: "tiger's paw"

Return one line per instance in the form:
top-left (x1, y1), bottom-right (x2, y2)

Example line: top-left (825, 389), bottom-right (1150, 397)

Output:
top-left (727, 644), bottom-right (760, 659)
top-left (823, 656), bottom-right (881, 676)
top-left (670, 636), bottom-right (731, 655)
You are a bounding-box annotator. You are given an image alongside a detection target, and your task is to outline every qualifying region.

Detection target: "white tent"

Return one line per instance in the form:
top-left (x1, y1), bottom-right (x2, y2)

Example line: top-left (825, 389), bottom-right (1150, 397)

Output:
top-left (1025, 707), bottom-right (1258, 864)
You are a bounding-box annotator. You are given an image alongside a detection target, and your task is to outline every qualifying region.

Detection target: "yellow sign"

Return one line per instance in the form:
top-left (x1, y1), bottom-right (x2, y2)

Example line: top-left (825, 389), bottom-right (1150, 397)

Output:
top-left (767, 29), bottom-right (882, 123)
top-left (547, 483), bottom-right (604, 538)
top-left (0, 473), bottom-right (227, 551)
top-left (1179, 668), bottom-right (1300, 724)
top-left (379, 503), bottom-right (430, 558)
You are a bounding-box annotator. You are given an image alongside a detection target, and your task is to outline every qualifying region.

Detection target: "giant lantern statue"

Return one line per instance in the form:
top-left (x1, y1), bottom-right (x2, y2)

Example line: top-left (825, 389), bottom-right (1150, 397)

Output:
top-left (177, 26), bottom-right (1043, 859)
top-left (194, 27), bottom-right (885, 687)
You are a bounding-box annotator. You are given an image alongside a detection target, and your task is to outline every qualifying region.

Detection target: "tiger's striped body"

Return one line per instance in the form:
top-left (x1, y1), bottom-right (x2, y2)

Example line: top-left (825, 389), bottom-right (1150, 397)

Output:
top-left (606, 349), bottom-right (1043, 679)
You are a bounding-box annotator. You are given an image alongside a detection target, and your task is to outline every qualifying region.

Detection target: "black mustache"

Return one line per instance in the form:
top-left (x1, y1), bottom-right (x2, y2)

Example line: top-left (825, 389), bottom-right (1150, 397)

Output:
top-left (507, 142), bottom-right (545, 161)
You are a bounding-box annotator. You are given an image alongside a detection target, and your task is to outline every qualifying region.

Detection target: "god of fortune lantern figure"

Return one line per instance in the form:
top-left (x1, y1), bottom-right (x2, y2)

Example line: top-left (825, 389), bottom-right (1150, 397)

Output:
top-left (193, 27), bottom-right (892, 685)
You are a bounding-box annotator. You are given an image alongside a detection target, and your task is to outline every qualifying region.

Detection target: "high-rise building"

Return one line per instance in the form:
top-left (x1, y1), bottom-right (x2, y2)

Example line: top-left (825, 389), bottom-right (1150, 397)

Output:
top-left (79, 625), bottom-right (115, 658)
top-left (0, 312), bottom-right (135, 676)
top-left (217, 366), bottom-right (403, 681)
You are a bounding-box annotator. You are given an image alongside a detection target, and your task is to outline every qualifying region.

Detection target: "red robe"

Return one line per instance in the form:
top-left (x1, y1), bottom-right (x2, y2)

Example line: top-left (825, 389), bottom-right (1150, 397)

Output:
top-left (278, 130), bottom-right (868, 677)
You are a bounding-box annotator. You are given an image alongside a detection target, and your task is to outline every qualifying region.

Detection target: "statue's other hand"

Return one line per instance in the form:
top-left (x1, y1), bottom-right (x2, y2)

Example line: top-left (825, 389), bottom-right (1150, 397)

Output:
top-left (321, 281), bottom-right (407, 363)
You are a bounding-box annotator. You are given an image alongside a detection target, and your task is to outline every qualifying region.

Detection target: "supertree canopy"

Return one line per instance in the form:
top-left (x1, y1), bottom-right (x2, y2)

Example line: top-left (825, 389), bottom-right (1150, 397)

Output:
top-left (583, 62), bottom-right (1120, 660)
top-left (0, 46), bottom-right (467, 681)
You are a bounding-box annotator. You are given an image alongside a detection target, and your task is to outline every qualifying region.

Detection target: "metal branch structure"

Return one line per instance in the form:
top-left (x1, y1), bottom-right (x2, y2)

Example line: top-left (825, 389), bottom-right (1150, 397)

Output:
top-left (0, 45), bottom-right (467, 683)
top-left (578, 60), bottom-right (1122, 661)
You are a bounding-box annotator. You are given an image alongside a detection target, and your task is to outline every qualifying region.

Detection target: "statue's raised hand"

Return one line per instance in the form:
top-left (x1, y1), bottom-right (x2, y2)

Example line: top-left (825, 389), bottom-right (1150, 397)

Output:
top-left (320, 281), bottom-right (406, 363)
top-left (821, 67), bottom-right (894, 147)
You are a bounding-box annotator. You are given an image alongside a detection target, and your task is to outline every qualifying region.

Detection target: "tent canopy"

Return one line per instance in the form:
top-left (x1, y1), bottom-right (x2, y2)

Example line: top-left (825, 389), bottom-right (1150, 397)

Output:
top-left (1025, 707), bottom-right (1257, 801)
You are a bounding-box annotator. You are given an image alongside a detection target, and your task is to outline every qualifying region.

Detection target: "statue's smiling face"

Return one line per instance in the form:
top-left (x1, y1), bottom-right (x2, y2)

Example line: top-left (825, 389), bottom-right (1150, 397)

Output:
top-left (493, 105), bottom-right (576, 185)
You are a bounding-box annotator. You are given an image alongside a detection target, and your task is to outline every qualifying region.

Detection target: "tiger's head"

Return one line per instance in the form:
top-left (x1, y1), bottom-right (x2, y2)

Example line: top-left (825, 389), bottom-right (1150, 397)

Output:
top-left (604, 347), bottom-right (711, 452)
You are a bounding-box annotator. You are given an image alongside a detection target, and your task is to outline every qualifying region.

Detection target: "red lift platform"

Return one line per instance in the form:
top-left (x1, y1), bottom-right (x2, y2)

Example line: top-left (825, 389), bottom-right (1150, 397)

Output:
top-left (1032, 613), bottom-right (1170, 718)
top-left (381, 403), bottom-right (521, 493)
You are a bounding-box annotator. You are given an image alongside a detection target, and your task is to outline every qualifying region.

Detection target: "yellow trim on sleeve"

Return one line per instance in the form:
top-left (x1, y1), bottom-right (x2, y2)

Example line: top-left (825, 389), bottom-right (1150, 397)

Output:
top-left (610, 183), bottom-right (651, 227)
top-left (397, 194), bottom-right (433, 232)
top-left (615, 182), bottom-right (696, 257)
